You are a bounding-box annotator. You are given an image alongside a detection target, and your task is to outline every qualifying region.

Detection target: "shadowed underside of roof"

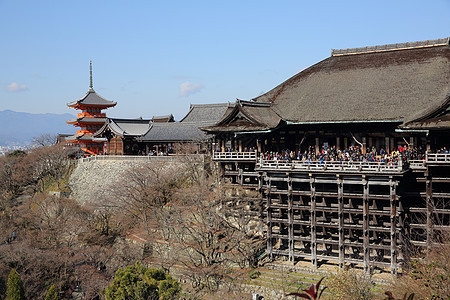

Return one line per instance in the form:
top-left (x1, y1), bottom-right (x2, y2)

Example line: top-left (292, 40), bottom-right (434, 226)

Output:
top-left (253, 43), bottom-right (450, 124)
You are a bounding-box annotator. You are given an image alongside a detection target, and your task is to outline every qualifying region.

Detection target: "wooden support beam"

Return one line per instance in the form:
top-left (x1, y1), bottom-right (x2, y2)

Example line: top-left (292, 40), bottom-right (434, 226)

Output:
top-left (426, 168), bottom-right (433, 252)
top-left (315, 137), bottom-right (320, 155)
top-left (363, 178), bottom-right (370, 272)
top-left (267, 178), bottom-right (273, 260)
top-left (362, 137), bottom-right (367, 155)
top-left (310, 174), bottom-right (317, 268)
top-left (338, 176), bottom-right (344, 269)
top-left (288, 174), bottom-right (294, 263)
top-left (385, 137), bottom-right (390, 153)
top-left (390, 178), bottom-right (398, 274)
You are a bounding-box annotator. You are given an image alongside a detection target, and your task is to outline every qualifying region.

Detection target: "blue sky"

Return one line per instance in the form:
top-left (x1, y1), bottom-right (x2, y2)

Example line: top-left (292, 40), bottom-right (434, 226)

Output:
top-left (1, 0), bottom-right (449, 120)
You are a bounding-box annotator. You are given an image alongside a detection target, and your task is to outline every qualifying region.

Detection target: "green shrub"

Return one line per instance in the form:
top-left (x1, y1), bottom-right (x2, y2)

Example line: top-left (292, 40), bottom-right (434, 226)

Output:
top-left (6, 268), bottom-right (25, 300)
top-left (103, 261), bottom-right (181, 300)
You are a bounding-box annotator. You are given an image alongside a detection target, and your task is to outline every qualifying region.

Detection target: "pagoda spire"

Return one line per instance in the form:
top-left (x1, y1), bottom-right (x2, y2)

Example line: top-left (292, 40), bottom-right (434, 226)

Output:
top-left (89, 60), bottom-right (94, 91)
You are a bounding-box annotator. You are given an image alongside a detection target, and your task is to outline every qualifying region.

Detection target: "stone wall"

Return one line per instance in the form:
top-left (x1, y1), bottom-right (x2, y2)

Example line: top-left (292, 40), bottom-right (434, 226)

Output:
top-left (68, 159), bottom-right (145, 206)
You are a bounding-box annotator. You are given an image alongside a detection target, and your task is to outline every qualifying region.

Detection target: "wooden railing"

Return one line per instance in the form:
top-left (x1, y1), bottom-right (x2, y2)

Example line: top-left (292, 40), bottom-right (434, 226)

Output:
top-left (256, 159), bottom-right (404, 173)
top-left (426, 153), bottom-right (450, 163)
top-left (409, 160), bottom-right (426, 170)
top-left (80, 154), bottom-right (204, 163)
top-left (212, 151), bottom-right (258, 161)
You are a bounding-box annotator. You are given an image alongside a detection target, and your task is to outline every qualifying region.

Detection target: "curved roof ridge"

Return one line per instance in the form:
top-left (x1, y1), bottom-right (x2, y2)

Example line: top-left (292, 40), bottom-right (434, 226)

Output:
top-left (332, 37), bottom-right (449, 56)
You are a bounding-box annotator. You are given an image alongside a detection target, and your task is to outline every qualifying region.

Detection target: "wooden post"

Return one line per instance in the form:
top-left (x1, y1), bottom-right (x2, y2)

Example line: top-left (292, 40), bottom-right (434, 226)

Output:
top-left (390, 178), bottom-right (398, 274)
top-left (336, 137), bottom-right (341, 150)
top-left (344, 137), bottom-right (348, 149)
top-left (363, 177), bottom-right (370, 272)
top-left (239, 139), bottom-right (243, 152)
top-left (385, 137), bottom-right (390, 153)
top-left (362, 137), bottom-right (367, 155)
top-left (426, 168), bottom-right (433, 252)
top-left (267, 178), bottom-right (273, 260)
top-left (315, 137), bottom-right (320, 155)
top-left (310, 174), bottom-right (317, 268)
top-left (338, 175), bottom-right (344, 269)
top-left (288, 174), bottom-right (294, 263)
top-left (257, 139), bottom-right (261, 153)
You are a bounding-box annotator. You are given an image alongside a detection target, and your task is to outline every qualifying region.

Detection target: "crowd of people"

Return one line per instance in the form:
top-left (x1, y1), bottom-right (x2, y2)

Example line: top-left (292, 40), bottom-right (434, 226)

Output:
top-left (257, 144), bottom-right (427, 164)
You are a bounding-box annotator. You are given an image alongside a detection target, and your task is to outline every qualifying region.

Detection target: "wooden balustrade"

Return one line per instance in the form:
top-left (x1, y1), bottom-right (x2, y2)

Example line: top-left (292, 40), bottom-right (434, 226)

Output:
top-left (212, 151), bottom-right (258, 161)
top-left (256, 159), bottom-right (404, 173)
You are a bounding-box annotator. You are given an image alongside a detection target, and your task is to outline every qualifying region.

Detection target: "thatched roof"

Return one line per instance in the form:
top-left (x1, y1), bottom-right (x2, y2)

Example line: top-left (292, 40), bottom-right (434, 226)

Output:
top-left (252, 39), bottom-right (450, 125)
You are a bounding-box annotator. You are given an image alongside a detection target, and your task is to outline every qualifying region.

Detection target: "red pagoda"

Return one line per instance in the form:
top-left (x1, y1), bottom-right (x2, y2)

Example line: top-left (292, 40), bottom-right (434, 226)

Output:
top-left (66, 62), bottom-right (116, 155)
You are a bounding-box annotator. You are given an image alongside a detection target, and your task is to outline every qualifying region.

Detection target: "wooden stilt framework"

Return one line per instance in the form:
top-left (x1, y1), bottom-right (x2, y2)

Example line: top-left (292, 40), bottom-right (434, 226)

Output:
top-left (214, 153), bottom-right (450, 273)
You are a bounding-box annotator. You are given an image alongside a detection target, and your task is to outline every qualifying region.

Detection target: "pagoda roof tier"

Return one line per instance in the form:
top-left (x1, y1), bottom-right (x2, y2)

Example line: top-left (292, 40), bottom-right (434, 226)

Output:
top-left (67, 89), bottom-right (117, 108)
top-left (65, 134), bottom-right (107, 142)
top-left (66, 117), bottom-right (107, 125)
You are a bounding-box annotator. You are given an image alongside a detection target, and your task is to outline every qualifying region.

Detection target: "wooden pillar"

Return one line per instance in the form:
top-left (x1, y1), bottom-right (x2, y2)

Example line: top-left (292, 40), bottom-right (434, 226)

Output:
top-left (375, 137), bottom-right (380, 152)
top-left (362, 137), bottom-right (367, 154)
top-left (315, 137), bottom-right (320, 155)
top-left (385, 137), bottom-right (390, 153)
top-left (409, 136), bottom-right (414, 147)
top-left (221, 139), bottom-right (225, 152)
top-left (288, 174), bottom-right (294, 263)
top-left (267, 177), bottom-right (273, 260)
top-left (363, 177), bottom-right (370, 272)
top-left (257, 139), bottom-right (261, 153)
top-left (336, 137), bottom-right (341, 150)
top-left (426, 168), bottom-right (433, 252)
top-left (344, 137), bottom-right (348, 149)
top-left (338, 175), bottom-right (344, 269)
top-left (239, 139), bottom-right (243, 152)
top-left (390, 137), bottom-right (395, 152)
top-left (310, 174), bottom-right (317, 268)
top-left (390, 178), bottom-right (398, 274)
top-left (368, 137), bottom-right (373, 149)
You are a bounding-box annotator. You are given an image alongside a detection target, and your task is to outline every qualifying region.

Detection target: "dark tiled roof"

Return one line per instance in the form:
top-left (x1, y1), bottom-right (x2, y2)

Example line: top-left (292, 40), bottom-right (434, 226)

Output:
top-left (252, 41), bottom-right (450, 124)
top-left (65, 134), bottom-right (107, 142)
top-left (152, 114), bottom-right (175, 122)
top-left (203, 100), bottom-right (281, 132)
top-left (141, 103), bottom-right (231, 142)
top-left (66, 117), bottom-right (106, 124)
top-left (180, 103), bottom-right (232, 123)
top-left (140, 122), bottom-right (210, 142)
top-left (95, 118), bottom-right (152, 137)
top-left (67, 89), bottom-right (117, 107)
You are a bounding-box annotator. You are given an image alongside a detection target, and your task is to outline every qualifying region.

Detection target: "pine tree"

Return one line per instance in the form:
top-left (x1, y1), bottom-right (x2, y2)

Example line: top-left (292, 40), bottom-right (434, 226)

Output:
top-left (6, 268), bottom-right (25, 300)
top-left (44, 285), bottom-right (59, 300)
top-left (103, 261), bottom-right (181, 300)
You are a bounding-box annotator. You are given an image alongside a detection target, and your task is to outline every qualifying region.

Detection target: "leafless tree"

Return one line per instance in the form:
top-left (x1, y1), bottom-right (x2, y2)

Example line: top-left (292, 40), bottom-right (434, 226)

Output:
top-left (32, 133), bottom-right (57, 147)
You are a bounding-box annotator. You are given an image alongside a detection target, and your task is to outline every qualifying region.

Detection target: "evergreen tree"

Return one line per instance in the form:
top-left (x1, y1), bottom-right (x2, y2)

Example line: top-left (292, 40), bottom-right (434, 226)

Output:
top-left (103, 261), bottom-right (181, 300)
top-left (6, 268), bottom-right (25, 300)
top-left (44, 285), bottom-right (59, 300)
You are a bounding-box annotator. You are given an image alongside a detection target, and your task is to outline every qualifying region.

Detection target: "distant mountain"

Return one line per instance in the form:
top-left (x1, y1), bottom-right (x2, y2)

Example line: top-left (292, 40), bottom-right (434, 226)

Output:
top-left (0, 110), bottom-right (76, 147)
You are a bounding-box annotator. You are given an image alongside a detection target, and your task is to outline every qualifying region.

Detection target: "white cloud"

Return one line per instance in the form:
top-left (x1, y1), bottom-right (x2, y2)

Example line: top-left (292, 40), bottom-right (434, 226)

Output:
top-left (6, 82), bottom-right (28, 93)
top-left (179, 81), bottom-right (204, 97)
